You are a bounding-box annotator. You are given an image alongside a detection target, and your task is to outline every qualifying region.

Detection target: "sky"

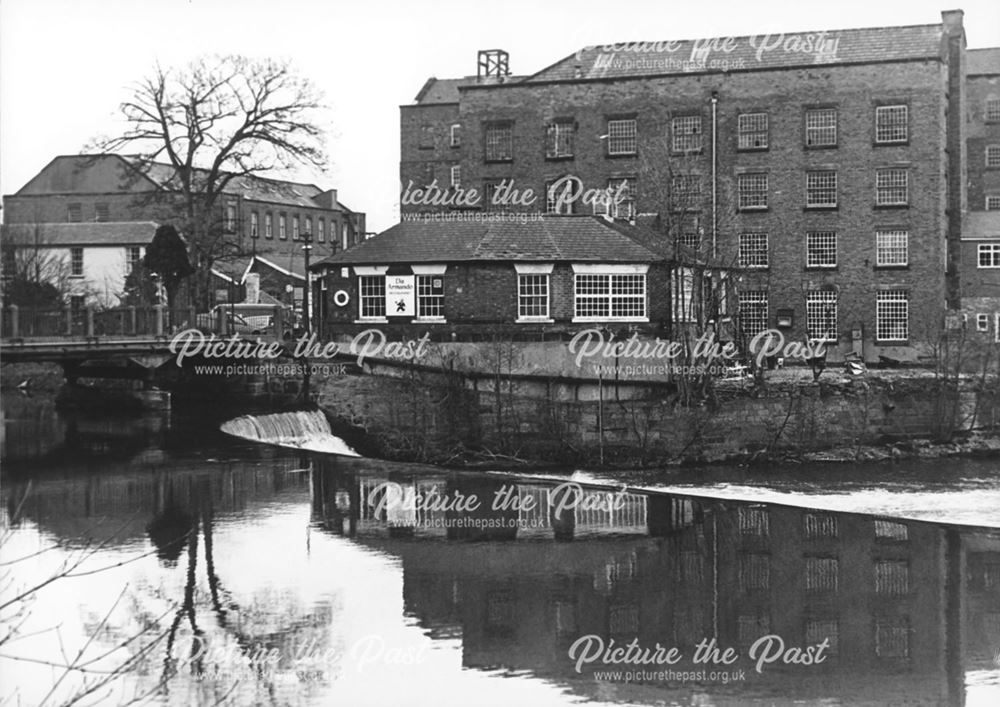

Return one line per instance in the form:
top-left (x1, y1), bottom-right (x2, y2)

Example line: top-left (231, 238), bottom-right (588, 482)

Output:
top-left (2, 0), bottom-right (1000, 234)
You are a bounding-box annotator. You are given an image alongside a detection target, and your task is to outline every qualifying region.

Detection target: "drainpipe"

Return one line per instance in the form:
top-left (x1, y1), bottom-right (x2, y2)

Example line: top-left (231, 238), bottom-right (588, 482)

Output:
top-left (711, 91), bottom-right (719, 260)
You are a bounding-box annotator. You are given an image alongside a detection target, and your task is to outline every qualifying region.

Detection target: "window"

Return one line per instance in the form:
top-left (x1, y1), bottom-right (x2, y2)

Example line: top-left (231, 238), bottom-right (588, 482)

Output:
top-left (977, 313), bottom-right (989, 332)
top-left (265, 213), bottom-right (273, 239)
top-left (279, 214), bottom-right (287, 239)
top-left (518, 274), bottom-right (550, 320)
top-left (875, 105), bottom-right (908, 143)
top-left (545, 178), bottom-right (578, 214)
top-left (995, 314), bottom-right (1000, 343)
top-left (805, 557), bottom-right (839, 593)
top-left (874, 519), bottom-right (909, 540)
top-left (672, 268), bottom-right (694, 322)
top-left (359, 275), bottom-right (386, 319)
top-left (987, 145), bottom-right (1000, 168)
top-left (805, 108), bottom-right (837, 147)
top-left (875, 230), bottom-right (908, 266)
top-left (806, 290), bottom-right (838, 342)
top-left (545, 120), bottom-right (575, 158)
top-left (70, 247), bottom-right (84, 277)
top-left (874, 560), bottom-right (909, 596)
top-left (738, 233), bottom-right (768, 268)
top-left (805, 171), bottom-right (837, 208)
top-left (607, 177), bottom-right (636, 220)
top-left (67, 203), bottom-right (82, 222)
top-left (671, 174), bottom-right (701, 210)
top-left (95, 203), bottom-right (110, 222)
top-left (127, 246), bottom-right (141, 273)
top-left (874, 618), bottom-right (910, 659)
top-left (484, 121), bottom-right (513, 162)
top-left (978, 243), bottom-right (1000, 268)
top-left (416, 275), bottom-right (444, 319)
top-left (806, 620), bottom-right (839, 656)
top-left (740, 554), bottom-right (770, 592)
top-left (806, 231), bottom-right (837, 268)
top-left (292, 215), bottom-right (300, 240)
top-left (803, 512), bottom-right (839, 539)
top-left (317, 218), bottom-right (325, 243)
top-left (1, 248), bottom-right (15, 280)
top-left (303, 217), bottom-right (312, 240)
top-left (876, 290), bottom-right (909, 341)
top-left (450, 123), bottom-right (461, 147)
top-left (224, 204), bottom-right (236, 232)
top-left (342, 223), bottom-right (349, 250)
top-left (738, 291), bottom-right (768, 339)
top-left (738, 173), bottom-right (768, 210)
top-left (483, 179), bottom-right (506, 212)
top-left (677, 232), bottom-right (699, 249)
top-left (739, 506), bottom-right (769, 536)
top-left (250, 212), bottom-right (259, 238)
top-left (875, 168), bottom-right (908, 206)
top-left (987, 195), bottom-right (1000, 210)
top-left (574, 270), bottom-right (647, 321)
top-left (606, 118), bottom-right (637, 155)
top-left (672, 115), bottom-right (702, 152)
top-left (738, 112), bottom-right (768, 150)
top-left (70, 295), bottom-right (85, 314)
top-left (450, 165), bottom-right (461, 188)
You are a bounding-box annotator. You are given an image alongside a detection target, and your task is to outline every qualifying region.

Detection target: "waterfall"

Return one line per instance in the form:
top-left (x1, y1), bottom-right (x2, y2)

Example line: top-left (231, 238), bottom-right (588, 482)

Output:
top-left (221, 410), bottom-right (359, 457)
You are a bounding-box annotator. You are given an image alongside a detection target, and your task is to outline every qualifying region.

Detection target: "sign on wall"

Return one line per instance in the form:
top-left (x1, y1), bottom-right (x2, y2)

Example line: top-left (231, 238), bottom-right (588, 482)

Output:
top-left (385, 275), bottom-right (415, 316)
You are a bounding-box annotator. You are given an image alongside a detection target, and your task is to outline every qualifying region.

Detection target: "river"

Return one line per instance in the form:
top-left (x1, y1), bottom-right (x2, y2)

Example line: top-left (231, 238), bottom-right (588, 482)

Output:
top-left (1, 395), bottom-right (998, 706)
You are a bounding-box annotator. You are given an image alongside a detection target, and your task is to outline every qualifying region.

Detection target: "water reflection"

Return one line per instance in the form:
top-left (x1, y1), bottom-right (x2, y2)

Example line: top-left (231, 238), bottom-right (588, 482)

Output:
top-left (1, 400), bottom-right (999, 706)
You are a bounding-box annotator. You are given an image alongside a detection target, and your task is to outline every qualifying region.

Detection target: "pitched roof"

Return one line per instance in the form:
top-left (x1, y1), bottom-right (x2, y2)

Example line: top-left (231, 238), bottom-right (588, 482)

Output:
top-left (2, 221), bottom-right (159, 246)
top-left (311, 215), bottom-right (661, 268)
top-left (968, 47), bottom-right (1000, 75)
top-left (520, 23), bottom-right (945, 84)
top-left (412, 75), bottom-right (527, 105)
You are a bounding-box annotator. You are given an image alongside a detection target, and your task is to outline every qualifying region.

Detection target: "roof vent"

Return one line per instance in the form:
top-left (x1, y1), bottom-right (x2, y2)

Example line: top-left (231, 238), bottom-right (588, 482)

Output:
top-left (477, 50), bottom-right (510, 82)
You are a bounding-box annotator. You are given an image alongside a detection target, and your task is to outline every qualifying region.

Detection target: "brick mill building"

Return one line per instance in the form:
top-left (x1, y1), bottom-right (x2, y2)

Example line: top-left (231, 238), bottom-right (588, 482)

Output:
top-left (381, 10), bottom-right (1000, 361)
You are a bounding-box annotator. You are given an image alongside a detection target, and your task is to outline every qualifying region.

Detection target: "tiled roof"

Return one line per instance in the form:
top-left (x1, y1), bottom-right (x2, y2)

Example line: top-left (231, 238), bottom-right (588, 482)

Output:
top-left (522, 23), bottom-right (944, 83)
top-left (2, 221), bottom-right (159, 246)
top-left (968, 47), bottom-right (1000, 75)
top-left (311, 215), bottom-right (661, 268)
top-left (413, 75), bottom-right (527, 104)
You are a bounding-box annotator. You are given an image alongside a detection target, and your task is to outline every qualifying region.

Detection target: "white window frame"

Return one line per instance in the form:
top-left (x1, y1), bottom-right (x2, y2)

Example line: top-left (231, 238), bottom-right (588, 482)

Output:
top-left (607, 177), bottom-right (636, 220)
top-left (450, 165), bottom-right (461, 188)
top-left (987, 195), bottom-right (1000, 210)
top-left (69, 247), bottom-right (84, 277)
top-left (250, 211), bottom-right (259, 238)
top-left (671, 174), bottom-right (701, 211)
top-left (738, 173), bottom-right (768, 210)
top-left (978, 243), bottom-right (1000, 268)
top-left (805, 108), bottom-right (837, 147)
top-left (987, 145), bottom-right (1000, 168)
top-left (571, 263), bottom-right (648, 323)
top-left (515, 263), bottom-right (553, 322)
top-left (806, 231), bottom-right (837, 268)
top-left (126, 246), bottom-right (142, 274)
top-left (806, 290), bottom-right (838, 343)
top-left (225, 204), bottom-right (236, 232)
top-left (977, 313), bottom-right (989, 332)
top-left (545, 120), bottom-right (575, 158)
top-left (987, 98), bottom-right (1000, 123)
top-left (606, 118), bottom-right (637, 156)
top-left (805, 170), bottom-right (838, 208)
top-left (545, 178), bottom-right (578, 215)
top-left (672, 115), bottom-right (702, 153)
top-left (738, 290), bottom-right (768, 339)
top-left (450, 123), bottom-right (461, 147)
top-left (265, 212), bottom-right (273, 239)
top-left (279, 214), bottom-right (287, 240)
top-left (738, 233), bottom-right (768, 268)
top-left (292, 215), bottom-right (300, 241)
top-left (317, 218), bottom-right (325, 243)
top-left (876, 290), bottom-right (909, 342)
top-left (738, 112), bottom-right (768, 150)
top-left (875, 230), bottom-right (908, 267)
top-left (875, 168), bottom-right (909, 206)
top-left (484, 122), bottom-right (513, 162)
top-left (875, 105), bottom-right (908, 144)
top-left (355, 266), bottom-right (389, 322)
top-left (995, 313), bottom-right (1000, 343)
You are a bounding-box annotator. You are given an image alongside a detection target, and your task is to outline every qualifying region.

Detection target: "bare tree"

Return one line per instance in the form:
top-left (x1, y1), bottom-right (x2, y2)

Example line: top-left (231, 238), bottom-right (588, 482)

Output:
top-left (92, 55), bottom-right (328, 307)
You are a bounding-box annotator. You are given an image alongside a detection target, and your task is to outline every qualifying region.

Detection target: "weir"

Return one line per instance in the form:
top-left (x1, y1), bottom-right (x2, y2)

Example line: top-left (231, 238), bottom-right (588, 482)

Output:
top-left (221, 409), bottom-right (359, 457)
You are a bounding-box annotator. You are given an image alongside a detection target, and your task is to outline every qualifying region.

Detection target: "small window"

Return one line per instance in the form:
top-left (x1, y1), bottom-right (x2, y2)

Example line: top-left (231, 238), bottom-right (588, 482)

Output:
top-left (606, 118), bottom-right (637, 156)
top-left (670, 174), bottom-right (701, 211)
top-left (738, 291), bottom-right (768, 339)
top-left (977, 313), bottom-right (989, 332)
top-left (874, 618), bottom-right (910, 659)
top-left (876, 290), bottom-right (909, 341)
top-left (978, 243), bottom-right (1000, 268)
top-left (317, 218), bottom-right (325, 243)
top-left (806, 290), bottom-right (838, 342)
top-left (450, 123), bottom-right (461, 147)
top-left (987, 195), bottom-right (1000, 210)
top-left (358, 275), bottom-right (386, 319)
top-left (224, 204), bottom-right (236, 232)
top-left (484, 121), bottom-right (513, 162)
top-left (987, 145), bottom-right (1000, 168)
top-left (995, 314), bottom-right (1000, 343)
top-left (875, 168), bottom-right (908, 206)
top-left (95, 203), bottom-right (110, 222)
top-left (416, 275), bottom-right (444, 319)
top-left (874, 560), bottom-right (909, 596)
top-left (805, 557), bottom-right (839, 593)
top-left (279, 214), bottom-right (287, 240)
top-left (70, 247), bottom-right (84, 277)
top-left (127, 246), bottom-right (142, 273)
top-left (483, 179), bottom-right (507, 212)
top-left (518, 274), bottom-right (550, 320)
top-left (738, 233), bottom-right (768, 268)
top-left (987, 98), bottom-right (1000, 123)
top-left (672, 115), bottom-right (702, 152)
top-left (875, 230), bottom-right (908, 266)
top-left (67, 203), bottom-right (82, 223)
top-left (250, 211), bottom-right (259, 238)
top-left (265, 213), bottom-right (273, 239)
top-left (450, 165), bottom-right (461, 188)
top-left (292, 215), bottom-right (300, 240)
top-left (738, 173), bottom-right (768, 210)
top-left (875, 105), bottom-right (908, 143)
top-left (806, 231), bottom-right (837, 268)
top-left (545, 120), bottom-right (575, 159)
top-left (606, 177), bottom-right (636, 220)
top-left (806, 170), bottom-right (837, 208)
top-left (805, 108), bottom-right (837, 147)
top-left (545, 177), bottom-right (579, 215)
top-left (303, 217), bottom-right (312, 240)
top-left (738, 112), bottom-right (768, 150)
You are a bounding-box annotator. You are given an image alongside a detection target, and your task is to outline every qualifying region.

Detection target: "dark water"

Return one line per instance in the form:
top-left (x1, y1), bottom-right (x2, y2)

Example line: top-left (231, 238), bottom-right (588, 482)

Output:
top-left (2, 397), bottom-right (999, 706)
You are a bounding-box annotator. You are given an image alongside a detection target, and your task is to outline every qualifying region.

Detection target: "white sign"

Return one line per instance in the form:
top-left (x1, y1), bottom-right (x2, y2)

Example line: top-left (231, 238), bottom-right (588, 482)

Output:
top-left (385, 275), bottom-right (415, 317)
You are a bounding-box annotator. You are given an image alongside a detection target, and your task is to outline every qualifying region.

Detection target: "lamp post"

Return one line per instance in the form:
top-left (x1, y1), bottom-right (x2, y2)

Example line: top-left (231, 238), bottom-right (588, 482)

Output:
top-left (302, 228), bottom-right (313, 337)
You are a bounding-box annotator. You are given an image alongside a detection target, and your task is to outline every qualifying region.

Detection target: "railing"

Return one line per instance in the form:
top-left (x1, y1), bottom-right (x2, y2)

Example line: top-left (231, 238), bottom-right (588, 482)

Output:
top-left (1, 304), bottom-right (286, 340)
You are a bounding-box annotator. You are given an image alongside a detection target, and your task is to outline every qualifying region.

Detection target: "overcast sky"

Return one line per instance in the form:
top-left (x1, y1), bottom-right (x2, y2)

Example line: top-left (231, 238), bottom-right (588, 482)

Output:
top-left (2, 0), bottom-right (999, 233)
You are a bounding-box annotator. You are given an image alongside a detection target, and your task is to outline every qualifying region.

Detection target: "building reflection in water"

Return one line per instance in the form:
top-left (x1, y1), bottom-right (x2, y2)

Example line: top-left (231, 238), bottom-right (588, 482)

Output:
top-left (311, 458), bottom-right (1000, 706)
